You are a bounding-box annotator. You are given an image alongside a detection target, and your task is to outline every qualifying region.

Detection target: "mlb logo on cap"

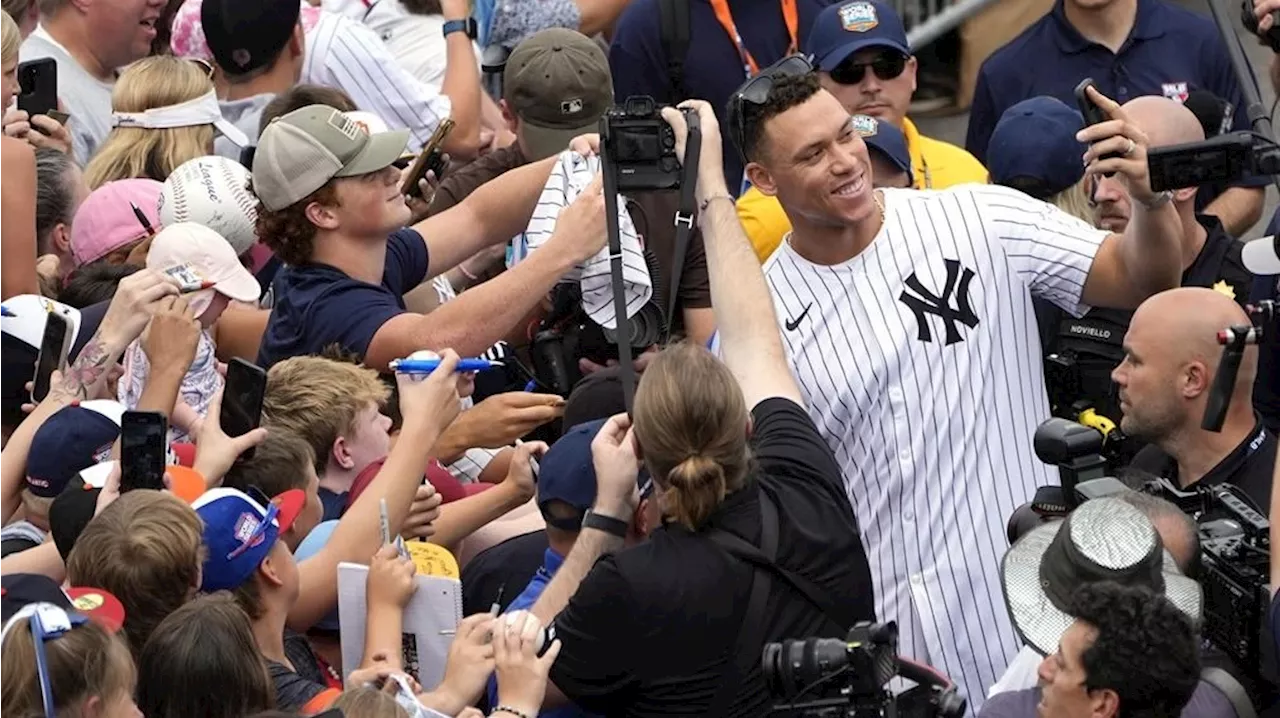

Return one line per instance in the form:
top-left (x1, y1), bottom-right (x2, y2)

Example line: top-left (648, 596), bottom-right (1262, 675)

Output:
top-left (561, 98), bottom-right (584, 114)
top-left (851, 114), bottom-right (878, 136)
top-left (840, 1), bottom-right (879, 32)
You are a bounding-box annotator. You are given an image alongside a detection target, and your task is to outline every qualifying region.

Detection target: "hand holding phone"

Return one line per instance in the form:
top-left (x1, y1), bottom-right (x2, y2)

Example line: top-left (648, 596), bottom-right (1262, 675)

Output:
top-left (120, 411), bottom-right (168, 493)
top-left (220, 359), bottom-right (267, 460)
top-left (31, 312), bottom-right (71, 404)
top-left (17, 58), bottom-right (58, 120)
top-left (402, 118), bottom-right (455, 198)
top-left (1074, 78), bottom-right (1122, 176)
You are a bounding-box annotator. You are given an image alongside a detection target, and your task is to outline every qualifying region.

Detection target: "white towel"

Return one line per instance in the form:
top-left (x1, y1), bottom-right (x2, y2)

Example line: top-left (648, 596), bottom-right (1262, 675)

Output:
top-left (514, 151), bottom-right (653, 330)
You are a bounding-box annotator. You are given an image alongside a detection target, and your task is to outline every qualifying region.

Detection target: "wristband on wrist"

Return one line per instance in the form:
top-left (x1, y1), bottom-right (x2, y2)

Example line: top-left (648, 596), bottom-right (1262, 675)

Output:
top-left (457, 263), bottom-right (481, 282)
top-left (699, 194), bottom-right (734, 213)
top-left (492, 706), bottom-right (535, 718)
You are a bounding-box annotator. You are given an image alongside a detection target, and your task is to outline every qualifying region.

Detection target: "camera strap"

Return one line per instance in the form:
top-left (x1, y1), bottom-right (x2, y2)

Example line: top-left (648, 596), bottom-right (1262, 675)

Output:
top-left (663, 110), bottom-right (701, 343)
top-left (704, 489), bottom-right (846, 714)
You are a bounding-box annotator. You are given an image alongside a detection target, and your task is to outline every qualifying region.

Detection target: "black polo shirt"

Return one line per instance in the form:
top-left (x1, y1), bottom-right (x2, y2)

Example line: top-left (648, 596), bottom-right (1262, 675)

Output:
top-left (1128, 419), bottom-right (1275, 511)
top-left (548, 398), bottom-right (875, 718)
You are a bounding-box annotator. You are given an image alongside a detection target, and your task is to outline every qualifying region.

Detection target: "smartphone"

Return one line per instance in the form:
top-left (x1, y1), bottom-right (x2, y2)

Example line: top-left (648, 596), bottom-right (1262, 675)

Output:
top-left (120, 411), bottom-right (168, 493)
top-left (1074, 78), bottom-right (1121, 173)
top-left (17, 58), bottom-right (58, 119)
top-left (401, 118), bottom-right (455, 198)
top-left (220, 358), bottom-right (267, 460)
top-left (31, 312), bottom-right (71, 403)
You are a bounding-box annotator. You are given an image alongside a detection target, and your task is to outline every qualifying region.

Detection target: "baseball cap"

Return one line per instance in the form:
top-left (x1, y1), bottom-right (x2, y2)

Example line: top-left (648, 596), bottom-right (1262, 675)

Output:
top-left (193, 487), bottom-right (306, 591)
top-left (26, 401), bottom-right (125, 499)
top-left (1, 296), bottom-right (82, 428)
top-left (503, 28), bottom-right (613, 161)
top-left (806, 0), bottom-right (910, 72)
top-left (70, 179), bottom-right (163, 267)
top-left (563, 367), bottom-right (629, 430)
top-left (254, 105), bottom-right (410, 211)
top-left (0, 295), bottom-right (82, 350)
top-left (1, 574), bottom-right (125, 634)
top-left (111, 90), bottom-right (250, 149)
top-left (1000, 497), bottom-right (1201, 657)
top-left (987, 96), bottom-right (1086, 200)
top-left (145, 222), bottom-right (261, 315)
top-left (1242, 235), bottom-right (1280, 274)
top-left (536, 419), bottom-right (652, 531)
top-left (201, 0), bottom-right (301, 76)
top-left (850, 114), bottom-right (912, 184)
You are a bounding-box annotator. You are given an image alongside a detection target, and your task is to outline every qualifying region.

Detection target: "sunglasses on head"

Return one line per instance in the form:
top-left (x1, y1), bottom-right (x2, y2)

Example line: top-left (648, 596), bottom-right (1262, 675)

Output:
top-left (729, 54), bottom-right (815, 162)
top-left (188, 57), bottom-right (215, 79)
top-left (828, 52), bottom-right (907, 86)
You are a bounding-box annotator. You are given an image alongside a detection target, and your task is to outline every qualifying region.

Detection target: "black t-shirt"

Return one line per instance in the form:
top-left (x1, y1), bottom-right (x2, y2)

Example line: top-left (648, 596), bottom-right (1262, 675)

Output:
top-left (1128, 419), bottom-right (1275, 511)
top-left (460, 530), bottom-right (549, 617)
top-left (548, 398), bottom-right (875, 718)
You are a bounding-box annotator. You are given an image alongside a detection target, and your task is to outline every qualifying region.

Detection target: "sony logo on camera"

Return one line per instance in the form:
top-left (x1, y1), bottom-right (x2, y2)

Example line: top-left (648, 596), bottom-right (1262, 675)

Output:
top-left (600, 96), bottom-right (691, 192)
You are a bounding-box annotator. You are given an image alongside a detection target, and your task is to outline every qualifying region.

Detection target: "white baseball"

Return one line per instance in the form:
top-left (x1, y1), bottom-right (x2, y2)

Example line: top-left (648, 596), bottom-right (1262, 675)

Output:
top-left (158, 156), bottom-right (260, 257)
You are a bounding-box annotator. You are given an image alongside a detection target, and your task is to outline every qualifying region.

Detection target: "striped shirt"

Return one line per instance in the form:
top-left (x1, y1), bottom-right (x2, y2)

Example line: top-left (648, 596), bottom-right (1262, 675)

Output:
top-left (751, 184), bottom-right (1107, 707)
top-left (302, 11), bottom-right (453, 154)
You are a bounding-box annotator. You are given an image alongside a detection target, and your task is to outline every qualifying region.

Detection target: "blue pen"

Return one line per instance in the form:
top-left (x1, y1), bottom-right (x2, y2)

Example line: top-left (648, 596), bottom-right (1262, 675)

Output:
top-left (390, 358), bottom-right (502, 374)
top-left (0, 306), bottom-right (14, 317)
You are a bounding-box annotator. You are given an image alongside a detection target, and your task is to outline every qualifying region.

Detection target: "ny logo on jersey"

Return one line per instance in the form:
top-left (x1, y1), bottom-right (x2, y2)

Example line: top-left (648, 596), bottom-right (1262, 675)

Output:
top-left (898, 259), bottom-right (980, 345)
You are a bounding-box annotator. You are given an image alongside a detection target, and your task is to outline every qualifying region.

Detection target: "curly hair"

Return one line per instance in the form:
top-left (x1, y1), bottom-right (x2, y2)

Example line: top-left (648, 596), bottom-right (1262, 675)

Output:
top-left (1069, 582), bottom-right (1200, 718)
top-left (731, 71), bottom-right (822, 163)
top-left (252, 180), bottom-right (339, 266)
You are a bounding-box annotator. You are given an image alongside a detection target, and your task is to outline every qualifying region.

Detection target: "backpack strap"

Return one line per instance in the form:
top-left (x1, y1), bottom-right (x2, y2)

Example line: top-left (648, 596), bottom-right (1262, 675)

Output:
top-left (1198, 667), bottom-right (1257, 718)
top-left (657, 0), bottom-right (691, 102)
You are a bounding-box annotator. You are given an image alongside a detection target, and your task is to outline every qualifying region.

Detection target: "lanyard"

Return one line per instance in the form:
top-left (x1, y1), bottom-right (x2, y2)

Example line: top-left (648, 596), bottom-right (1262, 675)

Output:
top-left (708, 0), bottom-right (799, 78)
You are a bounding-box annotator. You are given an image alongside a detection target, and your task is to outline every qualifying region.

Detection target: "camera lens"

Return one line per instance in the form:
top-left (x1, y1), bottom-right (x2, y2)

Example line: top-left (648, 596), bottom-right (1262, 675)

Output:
top-left (761, 638), bottom-right (850, 698)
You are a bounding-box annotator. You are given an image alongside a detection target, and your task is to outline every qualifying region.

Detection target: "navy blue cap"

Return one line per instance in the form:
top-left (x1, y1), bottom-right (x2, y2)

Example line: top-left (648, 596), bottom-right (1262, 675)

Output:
top-left (851, 114), bottom-right (912, 184)
top-left (805, 0), bottom-right (910, 72)
top-left (987, 96), bottom-right (1086, 198)
top-left (536, 419), bottom-right (650, 532)
top-left (26, 403), bottom-right (123, 499)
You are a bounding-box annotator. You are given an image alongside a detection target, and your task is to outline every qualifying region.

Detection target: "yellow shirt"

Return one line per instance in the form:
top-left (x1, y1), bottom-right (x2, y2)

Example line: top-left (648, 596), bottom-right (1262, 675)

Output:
top-left (737, 118), bottom-right (990, 263)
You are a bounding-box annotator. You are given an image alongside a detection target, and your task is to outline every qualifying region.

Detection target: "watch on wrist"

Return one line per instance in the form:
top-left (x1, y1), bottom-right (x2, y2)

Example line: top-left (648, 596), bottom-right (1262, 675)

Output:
top-left (1139, 190), bottom-right (1173, 210)
top-left (582, 509), bottom-right (628, 538)
top-left (442, 17), bottom-right (477, 40)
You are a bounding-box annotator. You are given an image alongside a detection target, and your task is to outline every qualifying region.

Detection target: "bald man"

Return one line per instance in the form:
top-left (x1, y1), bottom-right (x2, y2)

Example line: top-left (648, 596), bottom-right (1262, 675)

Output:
top-left (1114, 287), bottom-right (1275, 510)
top-left (1039, 98), bottom-right (1254, 449)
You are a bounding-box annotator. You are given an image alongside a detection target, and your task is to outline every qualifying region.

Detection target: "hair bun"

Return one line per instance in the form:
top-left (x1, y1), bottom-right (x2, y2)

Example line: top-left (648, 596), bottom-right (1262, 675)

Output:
top-left (664, 455), bottom-right (728, 531)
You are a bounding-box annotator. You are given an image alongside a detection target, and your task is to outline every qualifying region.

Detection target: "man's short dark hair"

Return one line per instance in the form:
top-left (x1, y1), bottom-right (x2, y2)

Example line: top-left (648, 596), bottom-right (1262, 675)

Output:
top-left (221, 431), bottom-right (316, 498)
top-left (259, 85), bottom-right (358, 135)
top-left (1070, 582), bottom-right (1200, 718)
top-left (735, 72), bottom-right (823, 163)
top-left (60, 262), bottom-right (140, 309)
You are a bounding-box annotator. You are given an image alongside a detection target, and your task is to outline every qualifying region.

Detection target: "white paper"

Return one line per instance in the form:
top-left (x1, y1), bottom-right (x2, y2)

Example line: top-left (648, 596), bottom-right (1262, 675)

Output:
top-left (336, 561), bottom-right (463, 690)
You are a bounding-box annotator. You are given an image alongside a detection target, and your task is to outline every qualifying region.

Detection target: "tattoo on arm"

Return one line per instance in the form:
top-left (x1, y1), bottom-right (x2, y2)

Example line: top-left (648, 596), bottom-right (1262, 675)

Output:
top-left (58, 337), bottom-right (117, 400)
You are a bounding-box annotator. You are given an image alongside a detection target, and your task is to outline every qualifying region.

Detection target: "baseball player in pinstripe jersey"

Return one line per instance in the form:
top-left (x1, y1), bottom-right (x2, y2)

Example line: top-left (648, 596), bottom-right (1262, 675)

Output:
top-left (720, 58), bottom-right (1187, 708)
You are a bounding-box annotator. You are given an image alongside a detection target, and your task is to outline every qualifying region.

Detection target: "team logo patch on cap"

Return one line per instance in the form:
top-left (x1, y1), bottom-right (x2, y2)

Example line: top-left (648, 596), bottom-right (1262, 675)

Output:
top-left (840, 2), bottom-right (879, 32)
top-left (1161, 82), bottom-right (1189, 103)
top-left (561, 98), bottom-right (584, 115)
top-left (851, 114), bottom-right (878, 136)
top-left (231, 49), bottom-right (251, 69)
top-left (72, 592), bottom-right (105, 611)
top-left (327, 110), bottom-right (366, 142)
top-left (233, 512), bottom-right (262, 544)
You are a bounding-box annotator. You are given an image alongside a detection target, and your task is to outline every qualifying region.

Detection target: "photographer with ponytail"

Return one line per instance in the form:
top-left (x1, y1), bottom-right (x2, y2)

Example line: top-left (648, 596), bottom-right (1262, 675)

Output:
top-left (519, 101), bottom-right (875, 718)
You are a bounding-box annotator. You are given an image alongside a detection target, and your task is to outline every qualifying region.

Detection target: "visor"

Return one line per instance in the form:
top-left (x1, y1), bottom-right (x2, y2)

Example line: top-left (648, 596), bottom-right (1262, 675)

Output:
top-left (1242, 235), bottom-right (1280, 275)
top-left (112, 90), bottom-right (249, 148)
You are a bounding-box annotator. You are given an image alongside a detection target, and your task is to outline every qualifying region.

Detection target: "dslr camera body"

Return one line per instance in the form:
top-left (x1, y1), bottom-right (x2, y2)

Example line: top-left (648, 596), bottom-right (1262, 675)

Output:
top-left (600, 96), bottom-right (684, 192)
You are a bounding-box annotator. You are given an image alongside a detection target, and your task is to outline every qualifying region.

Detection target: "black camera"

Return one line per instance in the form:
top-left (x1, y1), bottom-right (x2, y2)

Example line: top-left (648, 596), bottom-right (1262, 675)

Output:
top-left (764, 622), bottom-right (966, 718)
top-left (600, 96), bottom-right (683, 191)
top-left (1147, 131), bottom-right (1280, 192)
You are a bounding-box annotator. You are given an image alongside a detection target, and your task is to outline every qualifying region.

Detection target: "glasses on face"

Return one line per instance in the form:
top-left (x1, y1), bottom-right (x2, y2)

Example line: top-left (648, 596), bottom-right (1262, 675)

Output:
top-left (729, 54), bottom-right (815, 162)
top-left (828, 52), bottom-right (908, 85)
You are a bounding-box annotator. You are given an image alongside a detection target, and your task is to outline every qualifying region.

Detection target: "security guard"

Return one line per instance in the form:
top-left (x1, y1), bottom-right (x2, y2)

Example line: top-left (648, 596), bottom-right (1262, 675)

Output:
top-left (1038, 96), bottom-right (1254, 454)
top-left (965, 0), bottom-right (1266, 237)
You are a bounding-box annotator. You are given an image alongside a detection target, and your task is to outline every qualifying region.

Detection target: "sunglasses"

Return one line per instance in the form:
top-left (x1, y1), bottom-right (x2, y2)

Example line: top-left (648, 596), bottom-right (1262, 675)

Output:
top-left (729, 54), bottom-right (815, 162)
top-left (189, 57), bottom-right (215, 79)
top-left (828, 52), bottom-right (908, 85)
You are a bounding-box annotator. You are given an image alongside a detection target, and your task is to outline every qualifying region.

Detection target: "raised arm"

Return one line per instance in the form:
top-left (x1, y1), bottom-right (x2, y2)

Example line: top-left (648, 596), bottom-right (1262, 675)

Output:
top-left (660, 102), bottom-right (803, 409)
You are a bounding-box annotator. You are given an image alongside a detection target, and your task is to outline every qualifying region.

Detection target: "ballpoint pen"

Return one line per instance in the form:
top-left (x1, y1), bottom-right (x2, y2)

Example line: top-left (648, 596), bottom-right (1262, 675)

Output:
top-left (389, 358), bottom-right (503, 374)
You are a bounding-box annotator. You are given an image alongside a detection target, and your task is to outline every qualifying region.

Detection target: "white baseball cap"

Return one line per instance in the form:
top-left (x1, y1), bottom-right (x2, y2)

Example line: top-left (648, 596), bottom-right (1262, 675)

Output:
top-left (145, 222), bottom-right (261, 315)
top-left (0, 295), bottom-right (82, 350)
top-left (1242, 235), bottom-right (1280, 275)
top-left (112, 90), bottom-right (249, 148)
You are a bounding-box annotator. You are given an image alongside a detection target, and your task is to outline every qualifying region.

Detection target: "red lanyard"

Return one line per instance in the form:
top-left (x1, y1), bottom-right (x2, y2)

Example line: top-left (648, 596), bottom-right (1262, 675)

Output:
top-left (708, 0), bottom-right (800, 77)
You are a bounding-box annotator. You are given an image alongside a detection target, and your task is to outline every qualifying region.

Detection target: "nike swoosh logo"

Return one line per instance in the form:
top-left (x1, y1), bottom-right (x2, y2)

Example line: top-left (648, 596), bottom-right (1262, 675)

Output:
top-left (785, 303), bottom-right (812, 331)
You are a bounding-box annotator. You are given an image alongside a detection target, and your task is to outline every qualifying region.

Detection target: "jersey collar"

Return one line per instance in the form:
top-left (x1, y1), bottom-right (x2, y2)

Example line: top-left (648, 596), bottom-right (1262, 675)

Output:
top-left (1049, 0), bottom-right (1166, 55)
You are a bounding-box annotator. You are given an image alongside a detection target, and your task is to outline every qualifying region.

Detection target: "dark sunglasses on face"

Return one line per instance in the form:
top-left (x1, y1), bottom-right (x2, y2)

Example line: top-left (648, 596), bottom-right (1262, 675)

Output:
top-left (829, 52), bottom-right (908, 85)
top-left (729, 54), bottom-right (815, 162)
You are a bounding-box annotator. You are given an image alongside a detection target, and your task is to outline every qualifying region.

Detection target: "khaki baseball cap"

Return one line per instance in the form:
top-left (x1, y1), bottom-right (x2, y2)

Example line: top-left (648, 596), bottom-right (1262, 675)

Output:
top-left (503, 28), bottom-right (613, 161)
top-left (252, 105), bottom-right (410, 211)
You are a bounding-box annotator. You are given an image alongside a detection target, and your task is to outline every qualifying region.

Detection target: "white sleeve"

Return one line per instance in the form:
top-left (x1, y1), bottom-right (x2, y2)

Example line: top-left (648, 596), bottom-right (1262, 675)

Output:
top-left (970, 184), bottom-right (1108, 318)
top-left (304, 14), bottom-right (453, 154)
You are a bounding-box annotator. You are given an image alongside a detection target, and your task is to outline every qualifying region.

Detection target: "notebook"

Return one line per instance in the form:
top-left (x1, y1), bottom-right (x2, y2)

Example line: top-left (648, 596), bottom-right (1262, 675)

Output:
top-left (336, 561), bottom-right (463, 690)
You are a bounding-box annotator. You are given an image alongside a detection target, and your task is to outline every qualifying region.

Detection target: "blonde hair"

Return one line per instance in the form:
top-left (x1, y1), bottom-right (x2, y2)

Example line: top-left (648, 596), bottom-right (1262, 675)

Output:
top-left (333, 687), bottom-right (411, 718)
top-left (83, 56), bottom-right (215, 189)
top-left (1, 615), bottom-right (135, 718)
top-left (263, 356), bottom-right (391, 474)
top-left (65, 490), bottom-right (205, 660)
top-left (1049, 177), bottom-right (1095, 225)
top-left (632, 343), bottom-right (752, 531)
top-left (1, 9), bottom-right (18, 67)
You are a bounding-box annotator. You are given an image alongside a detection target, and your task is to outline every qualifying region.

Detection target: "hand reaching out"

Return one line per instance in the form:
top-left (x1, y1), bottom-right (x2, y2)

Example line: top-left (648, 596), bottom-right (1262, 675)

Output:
top-left (1076, 86), bottom-right (1158, 207)
top-left (192, 388), bottom-right (268, 488)
top-left (450, 392), bottom-right (565, 449)
top-left (493, 610), bottom-right (562, 716)
top-left (400, 482), bottom-right (443, 540)
top-left (396, 349), bottom-right (467, 436)
top-left (431, 613), bottom-right (498, 714)
top-left (366, 544), bottom-right (418, 609)
top-left (141, 295), bottom-right (202, 375)
top-left (590, 412), bottom-right (642, 519)
top-left (502, 441), bottom-right (548, 504)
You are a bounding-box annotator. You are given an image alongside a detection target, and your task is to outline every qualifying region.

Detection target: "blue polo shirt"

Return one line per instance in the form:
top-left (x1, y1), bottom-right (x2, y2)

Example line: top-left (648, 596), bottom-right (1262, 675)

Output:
top-left (608, 0), bottom-right (836, 192)
top-left (485, 547), bottom-right (600, 718)
top-left (964, 0), bottom-right (1265, 208)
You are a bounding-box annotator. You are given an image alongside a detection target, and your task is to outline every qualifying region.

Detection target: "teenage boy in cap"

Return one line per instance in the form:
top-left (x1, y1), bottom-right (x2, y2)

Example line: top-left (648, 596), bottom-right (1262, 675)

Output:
top-left (252, 104), bottom-right (607, 371)
top-left (484, 418), bottom-right (657, 717)
top-left (425, 27), bottom-right (714, 351)
top-left (736, 0), bottom-right (988, 263)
